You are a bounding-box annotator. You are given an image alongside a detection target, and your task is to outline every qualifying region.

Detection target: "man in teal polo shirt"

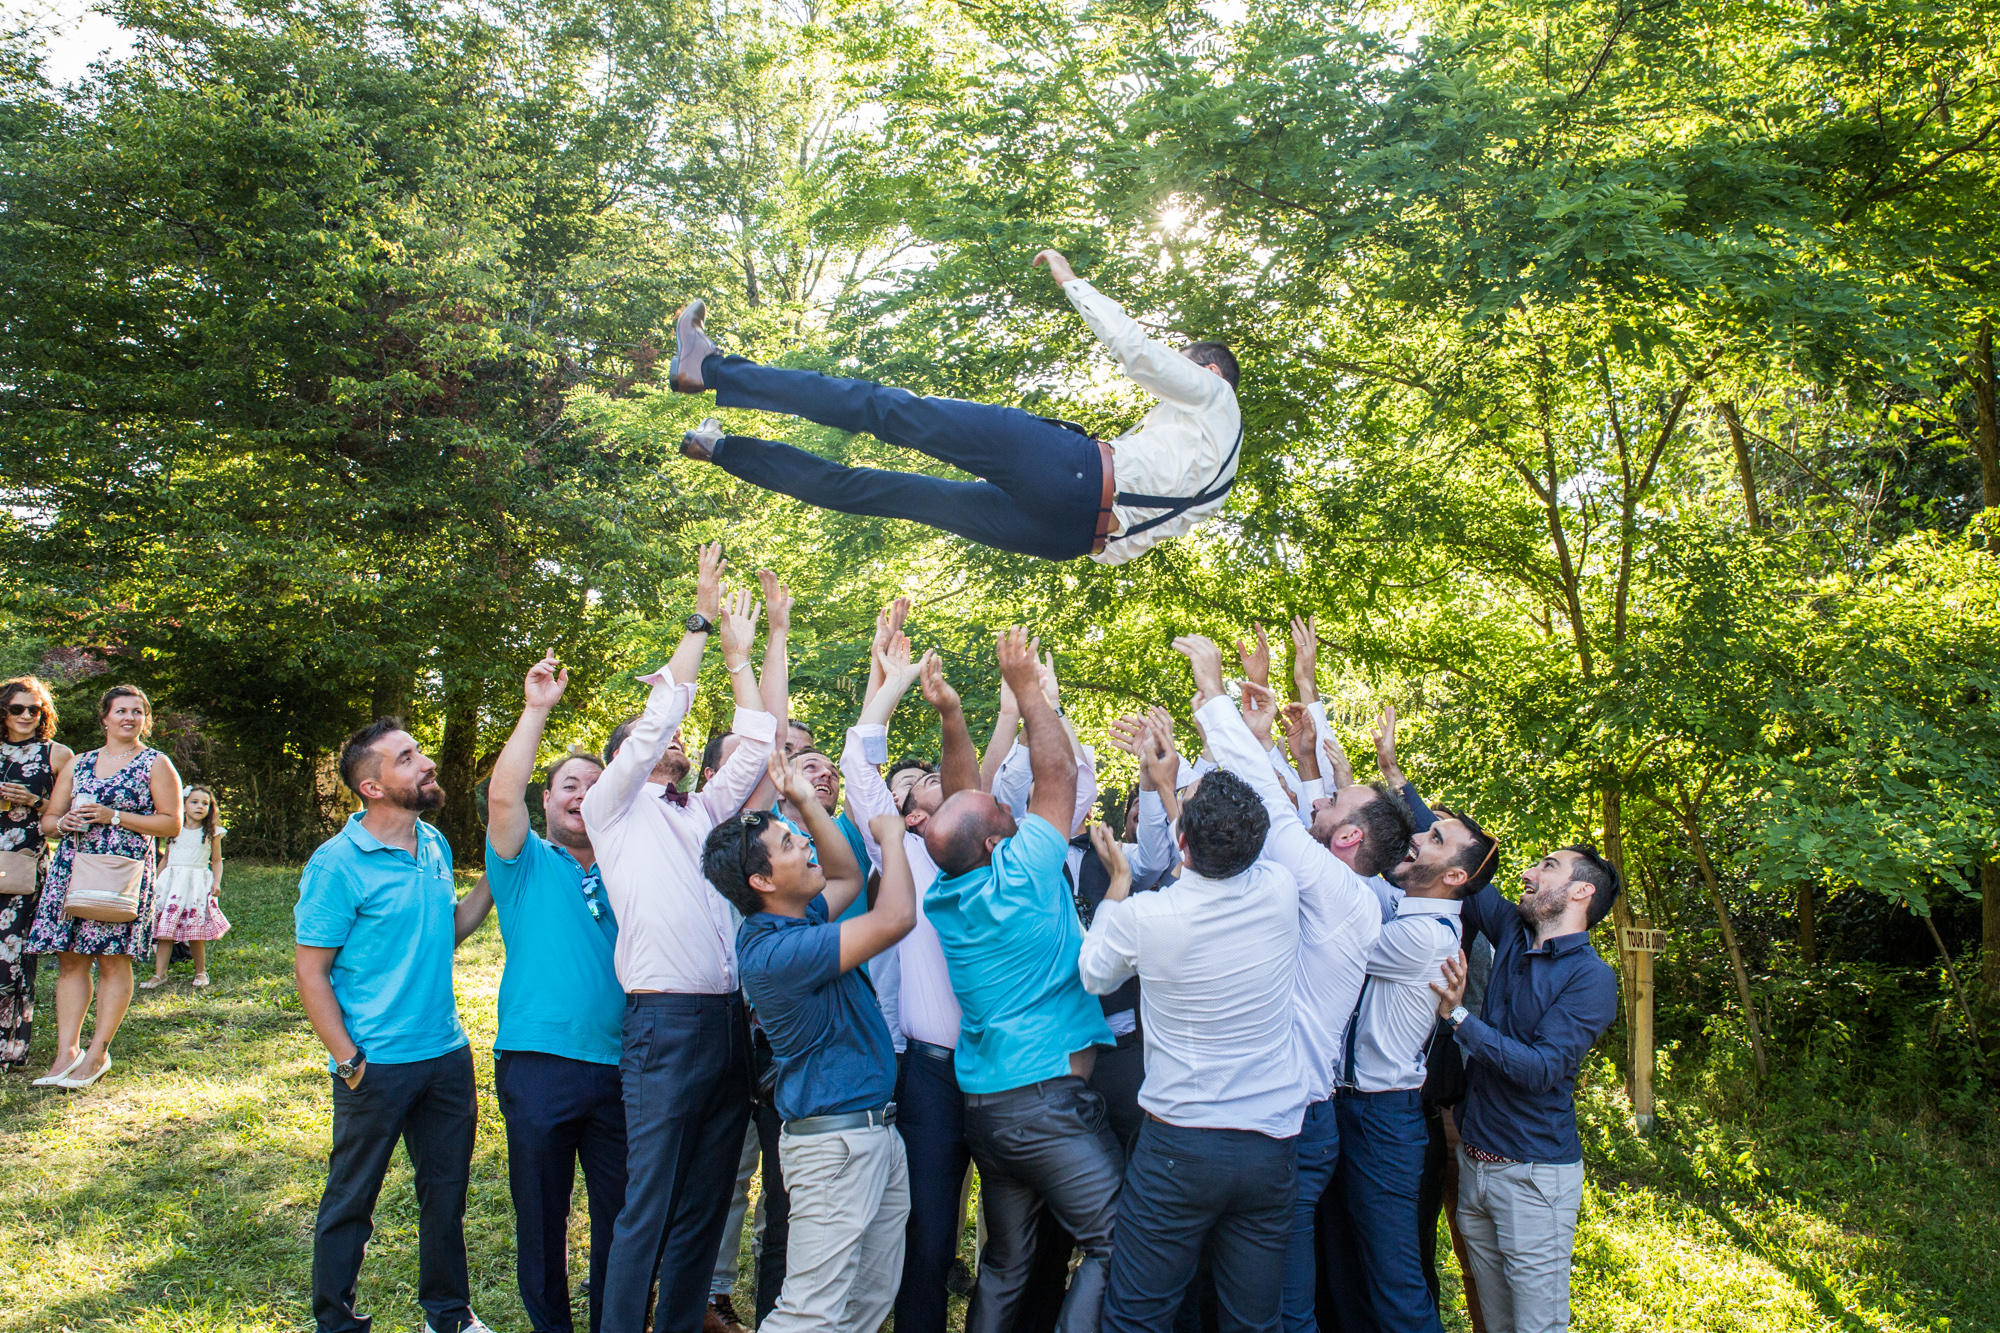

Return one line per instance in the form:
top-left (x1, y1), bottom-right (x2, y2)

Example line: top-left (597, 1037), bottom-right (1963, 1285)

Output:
top-left (923, 627), bottom-right (1120, 1333)
top-left (295, 719), bottom-right (495, 1333)
top-left (483, 653), bottom-right (627, 1333)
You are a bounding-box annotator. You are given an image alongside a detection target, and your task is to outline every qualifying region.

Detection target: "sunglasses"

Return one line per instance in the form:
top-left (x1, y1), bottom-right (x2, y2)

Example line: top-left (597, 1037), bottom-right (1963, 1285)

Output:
top-left (739, 809), bottom-right (773, 866)
top-left (5, 704), bottom-right (42, 717)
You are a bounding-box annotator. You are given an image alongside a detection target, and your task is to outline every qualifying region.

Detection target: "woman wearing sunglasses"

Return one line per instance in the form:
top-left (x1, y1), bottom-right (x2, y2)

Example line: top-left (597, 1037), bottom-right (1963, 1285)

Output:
top-left (0, 677), bottom-right (73, 1070)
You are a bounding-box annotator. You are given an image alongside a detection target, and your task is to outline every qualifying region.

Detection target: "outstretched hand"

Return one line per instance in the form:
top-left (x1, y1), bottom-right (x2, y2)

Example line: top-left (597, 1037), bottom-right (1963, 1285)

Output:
top-left (996, 627), bottom-right (1042, 700)
top-left (1373, 705), bottom-right (1405, 787)
top-left (1289, 615), bottom-right (1318, 701)
top-left (759, 569), bottom-right (793, 638)
top-left (874, 633), bottom-right (925, 696)
top-left (1089, 822), bottom-right (1132, 902)
top-left (919, 651), bottom-right (960, 714)
top-left (1235, 625), bottom-right (1271, 689)
top-left (873, 597), bottom-right (911, 655)
top-left (1032, 249), bottom-right (1078, 285)
top-left (1171, 635), bottom-right (1228, 707)
top-left (1138, 710), bottom-right (1181, 794)
top-left (524, 651), bottom-right (568, 711)
top-left (717, 586), bottom-right (761, 660)
top-left (695, 541), bottom-right (726, 620)
top-left (767, 749), bottom-right (817, 813)
top-left (1240, 679), bottom-right (1277, 747)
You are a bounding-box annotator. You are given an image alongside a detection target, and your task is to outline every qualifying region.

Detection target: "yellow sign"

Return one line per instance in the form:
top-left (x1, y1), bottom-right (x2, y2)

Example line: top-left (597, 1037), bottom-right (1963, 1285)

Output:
top-left (1621, 927), bottom-right (1668, 954)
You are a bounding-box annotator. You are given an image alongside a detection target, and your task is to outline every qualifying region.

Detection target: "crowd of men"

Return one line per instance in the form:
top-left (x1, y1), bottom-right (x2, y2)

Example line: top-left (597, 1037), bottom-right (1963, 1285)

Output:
top-left (291, 541), bottom-right (1621, 1333)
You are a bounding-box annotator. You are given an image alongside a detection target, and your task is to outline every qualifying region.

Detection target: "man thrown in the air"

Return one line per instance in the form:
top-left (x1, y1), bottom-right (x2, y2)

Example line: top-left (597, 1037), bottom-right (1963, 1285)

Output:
top-left (670, 249), bottom-right (1242, 565)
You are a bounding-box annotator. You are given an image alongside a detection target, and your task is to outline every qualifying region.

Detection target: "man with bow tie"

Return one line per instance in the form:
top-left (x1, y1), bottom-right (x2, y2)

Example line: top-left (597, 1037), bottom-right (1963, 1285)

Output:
top-left (582, 542), bottom-right (785, 1333)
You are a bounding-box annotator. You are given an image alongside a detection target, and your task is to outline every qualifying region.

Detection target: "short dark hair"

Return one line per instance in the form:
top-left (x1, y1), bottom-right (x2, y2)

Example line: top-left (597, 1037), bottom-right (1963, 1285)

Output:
top-left (0, 677), bottom-right (57, 742)
top-left (1183, 341), bottom-right (1240, 390)
top-left (1351, 782), bottom-right (1416, 877)
top-left (702, 812), bottom-right (777, 917)
top-left (1178, 768), bottom-right (1268, 880)
top-left (700, 729), bottom-right (735, 779)
top-left (1432, 804), bottom-right (1499, 896)
top-left (339, 717), bottom-right (405, 797)
top-left (1562, 844), bottom-right (1623, 928)
top-left (544, 750), bottom-right (604, 789)
top-left (887, 757), bottom-right (934, 786)
top-left (603, 714), bottom-right (640, 766)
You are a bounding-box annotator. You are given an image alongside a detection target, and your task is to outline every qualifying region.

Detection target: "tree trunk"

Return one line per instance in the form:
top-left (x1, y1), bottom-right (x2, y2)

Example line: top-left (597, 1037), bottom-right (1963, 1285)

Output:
top-left (1718, 401), bottom-right (1763, 530)
top-left (1971, 319), bottom-right (2000, 554)
top-left (1681, 813), bottom-right (1769, 1080)
top-left (1920, 912), bottom-right (1987, 1063)
top-left (434, 672), bottom-right (485, 863)
top-left (1797, 883), bottom-right (1817, 968)
top-left (1601, 786), bottom-right (1641, 1082)
top-left (372, 662), bottom-right (414, 725)
top-left (1982, 860), bottom-right (2000, 993)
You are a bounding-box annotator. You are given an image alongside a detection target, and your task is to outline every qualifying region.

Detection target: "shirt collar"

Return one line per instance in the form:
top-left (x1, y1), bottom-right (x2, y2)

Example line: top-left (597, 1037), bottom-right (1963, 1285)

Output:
top-left (1533, 929), bottom-right (1593, 956)
top-left (1395, 895), bottom-right (1462, 918)
top-left (339, 810), bottom-right (433, 857)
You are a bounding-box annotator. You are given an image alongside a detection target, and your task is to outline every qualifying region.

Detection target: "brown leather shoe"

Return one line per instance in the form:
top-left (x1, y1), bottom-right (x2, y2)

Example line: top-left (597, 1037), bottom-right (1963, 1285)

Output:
top-left (681, 417), bottom-right (724, 462)
top-left (670, 299), bottom-right (719, 393)
top-left (706, 1295), bottom-right (747, 1333)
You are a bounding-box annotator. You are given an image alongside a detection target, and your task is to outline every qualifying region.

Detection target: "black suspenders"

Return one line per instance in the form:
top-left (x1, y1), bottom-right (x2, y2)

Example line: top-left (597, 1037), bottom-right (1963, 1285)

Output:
top-left (1112, 422), bottom-right (1245, 541)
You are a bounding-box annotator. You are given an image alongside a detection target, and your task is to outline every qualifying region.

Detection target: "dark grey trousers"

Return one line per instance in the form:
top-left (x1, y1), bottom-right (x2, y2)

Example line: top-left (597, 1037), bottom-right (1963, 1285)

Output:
top-left (963, 1075), bottom-right (1125, 1333)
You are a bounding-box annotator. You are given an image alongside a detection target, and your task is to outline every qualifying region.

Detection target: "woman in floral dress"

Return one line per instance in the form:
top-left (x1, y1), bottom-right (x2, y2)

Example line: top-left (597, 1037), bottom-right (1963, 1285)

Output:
top-left (27, 684), bottom-right (183, 1088)
top-left (0, 677), bottom-right (73, 1069)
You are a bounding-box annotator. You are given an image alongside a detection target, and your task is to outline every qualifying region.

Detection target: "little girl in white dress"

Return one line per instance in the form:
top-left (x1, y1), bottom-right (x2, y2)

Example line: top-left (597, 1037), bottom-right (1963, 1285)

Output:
top-left (142, 785), bottom-right (230, 989)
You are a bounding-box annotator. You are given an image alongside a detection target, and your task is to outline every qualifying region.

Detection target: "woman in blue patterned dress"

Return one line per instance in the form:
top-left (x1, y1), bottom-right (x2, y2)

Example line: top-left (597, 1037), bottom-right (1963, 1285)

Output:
top-left (0, 677), bottom-right (73, 1068)
top-left (27, 684), bottom-right (183, 1088)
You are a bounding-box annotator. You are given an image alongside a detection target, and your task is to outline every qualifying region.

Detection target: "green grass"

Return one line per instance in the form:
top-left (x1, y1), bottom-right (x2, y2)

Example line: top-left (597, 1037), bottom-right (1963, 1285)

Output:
top-left (1, 866), bottom-right (1994, 1331)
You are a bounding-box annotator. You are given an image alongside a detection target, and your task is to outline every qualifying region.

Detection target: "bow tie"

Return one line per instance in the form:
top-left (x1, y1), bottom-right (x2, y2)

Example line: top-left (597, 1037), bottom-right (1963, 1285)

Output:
top-left (659, 786), bottom-right (691, 809)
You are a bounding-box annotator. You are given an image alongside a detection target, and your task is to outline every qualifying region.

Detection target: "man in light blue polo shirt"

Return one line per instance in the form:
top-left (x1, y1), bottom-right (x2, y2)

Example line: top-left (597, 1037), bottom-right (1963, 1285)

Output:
top-left (482, 653), bottom-right (626, 1333)
top-left (295, 719), bottom-right (495, 1333)
top-left (923, 627), bottom-right (1120, 1333)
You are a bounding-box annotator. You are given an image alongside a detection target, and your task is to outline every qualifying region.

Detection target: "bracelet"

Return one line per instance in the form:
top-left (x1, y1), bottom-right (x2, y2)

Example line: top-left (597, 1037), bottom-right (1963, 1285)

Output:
top-left (727, 660), bottom-right (752, 674)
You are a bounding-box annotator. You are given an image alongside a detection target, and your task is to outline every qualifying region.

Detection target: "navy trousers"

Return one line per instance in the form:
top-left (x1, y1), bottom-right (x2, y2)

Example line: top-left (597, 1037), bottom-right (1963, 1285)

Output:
top-left (313, 1045), bottom-right (477, 1333)
top-left (706, 355), bottom-right (1104, 560)
top-left (600, 993), bottom-right (754, 1333)
top-left (749, 1030), bottom-right (792, 1325)
top-left (1103, 1119), bottom-right (1297, 1333)
top-left (1325, 1091), bottom-right (1443, 1333)
top-left (496, 1051), bottom-right (629, 1333)
top-left (1281, 1099), bottom-right (1341, 1333)
top-left (894, 1040), bottom-right (972, 1333)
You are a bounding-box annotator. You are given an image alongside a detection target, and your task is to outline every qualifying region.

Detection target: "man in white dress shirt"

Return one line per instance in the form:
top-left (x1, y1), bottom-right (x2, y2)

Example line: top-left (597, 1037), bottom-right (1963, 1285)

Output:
top-left (582, 543), bottom-right (783, 1333)
top-left (1078, 647), bottom-right (1310, 1333)
top-left (667, 249), bottom-right (1241, 564)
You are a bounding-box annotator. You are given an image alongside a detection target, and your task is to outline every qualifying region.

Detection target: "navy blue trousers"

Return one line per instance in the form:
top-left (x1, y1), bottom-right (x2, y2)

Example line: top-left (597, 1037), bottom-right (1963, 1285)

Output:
top-left (1103, 1119), bottom-right (1297, 1333)
top-left (600, 993), bottom-right (753, 1333)
top-left (1281, 1098), bottom-right (1341, 1333)
top-left (894, 1041), bottom-right (972, 1333)
top-left (1324, 1091), bottom-right (1442, 1333)
top-left (496, 1051), bottom-right (629, 1333)
top-left (313, 1045), bottom-right (477, 1333)
top-left (707, 355), bottom-right (1104, 560)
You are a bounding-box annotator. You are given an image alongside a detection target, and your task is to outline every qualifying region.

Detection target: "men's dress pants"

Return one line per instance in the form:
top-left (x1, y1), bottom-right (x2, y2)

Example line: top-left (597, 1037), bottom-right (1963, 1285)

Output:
top-left (895, 1040), bottom-right (972, 1333)
top-left (712, 1122), bottom-right (762, 1303)
top-left (1103, 1118), bottom-right (1297, 1333)
top-left (1279, 1098), bottom-right (1340, 1333)
top-left (1419, 1105), bottom-right (1485, 1333)
top-left (759, 1124), bottom-right (912, 1333)
top-left (312, 1045), bottom-right (477, 1333)
top-left (751, 1035), bottom-right (795, 1325)
top-left (706, 355), bottom-right (1104, 561)
top-left (601, 993), bottom-right (754, 1333)
top-left (1324, 1091), bottom-right (1443, 1333)
top-left (497, 1051), bottom-right (630, 1333)
top-left (963, 1076), bottom-right (1124, 1333)
top-left (1452, 1149), bottom-right (1585, 1333)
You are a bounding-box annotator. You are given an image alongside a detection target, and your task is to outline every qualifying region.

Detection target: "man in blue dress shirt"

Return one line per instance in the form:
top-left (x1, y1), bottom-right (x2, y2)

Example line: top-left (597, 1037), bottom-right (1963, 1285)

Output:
top-left (703, 750), bottom-right (919, 1333)
top-left (1429, 845), bottom-right (1621, 1333)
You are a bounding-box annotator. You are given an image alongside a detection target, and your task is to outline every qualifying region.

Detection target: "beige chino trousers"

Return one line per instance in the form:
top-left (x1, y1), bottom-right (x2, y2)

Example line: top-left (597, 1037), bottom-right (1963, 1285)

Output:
top-left (759, 1123), bottom-right (911, 1333)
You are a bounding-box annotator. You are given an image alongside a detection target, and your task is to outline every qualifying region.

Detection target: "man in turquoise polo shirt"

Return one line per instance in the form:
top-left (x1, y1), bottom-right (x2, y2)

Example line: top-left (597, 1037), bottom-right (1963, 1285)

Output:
top-left (295, 719), bottom-right (495, 1333)
top-left (481, 652), bottom-right (626, 1333)
top-left (923, 626), bottom-right (1120, 1333)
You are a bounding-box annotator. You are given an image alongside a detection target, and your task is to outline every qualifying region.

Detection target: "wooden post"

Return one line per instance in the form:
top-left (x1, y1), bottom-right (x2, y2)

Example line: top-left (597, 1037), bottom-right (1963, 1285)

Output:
top-left (1621, 922), bottom-right (1666, 1133)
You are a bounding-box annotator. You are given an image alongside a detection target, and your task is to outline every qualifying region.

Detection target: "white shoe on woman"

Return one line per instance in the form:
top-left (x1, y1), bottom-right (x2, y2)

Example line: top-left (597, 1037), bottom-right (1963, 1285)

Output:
top-left (30, 1050), bottom-right (87, 1087)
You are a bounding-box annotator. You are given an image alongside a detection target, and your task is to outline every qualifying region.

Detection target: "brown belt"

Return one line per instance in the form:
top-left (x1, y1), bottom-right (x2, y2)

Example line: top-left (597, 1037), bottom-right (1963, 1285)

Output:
top-left (1093, 440), bottom-right (1117, 554)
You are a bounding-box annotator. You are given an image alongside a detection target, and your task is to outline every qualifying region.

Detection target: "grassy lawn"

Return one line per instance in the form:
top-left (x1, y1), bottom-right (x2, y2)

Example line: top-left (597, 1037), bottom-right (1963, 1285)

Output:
top-left (1, 865), bottom-right (1994, 1332)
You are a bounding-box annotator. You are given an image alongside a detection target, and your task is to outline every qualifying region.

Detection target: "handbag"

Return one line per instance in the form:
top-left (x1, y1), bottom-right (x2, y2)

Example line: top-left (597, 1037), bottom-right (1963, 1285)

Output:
top-left (0, 848), bottom-right (38, 896)
top-left (63, 849), bottom-right (145, 923)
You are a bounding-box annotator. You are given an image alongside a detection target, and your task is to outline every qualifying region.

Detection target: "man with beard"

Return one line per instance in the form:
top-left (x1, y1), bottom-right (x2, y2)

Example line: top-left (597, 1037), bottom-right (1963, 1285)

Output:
top-left (1430, 847), bottom-right (1620, 1333)
top-left (296, 720), bottom-right (496, 1333)
top-left (482, 652), bottom-right (625, 1333)
top-left (583, 543), bottom-right (784, 1333)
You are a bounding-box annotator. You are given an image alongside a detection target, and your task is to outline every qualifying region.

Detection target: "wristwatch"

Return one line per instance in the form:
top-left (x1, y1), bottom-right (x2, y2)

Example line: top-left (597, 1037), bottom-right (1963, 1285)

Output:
top-left (684, 613), bottom-right (716, 634)
top-left (110, 811), bottom-right (123, 829)
top-left (1448, 1005), bottom-right (1469, 1029)
top-left (335, 1048), bottom-right (366, 1080)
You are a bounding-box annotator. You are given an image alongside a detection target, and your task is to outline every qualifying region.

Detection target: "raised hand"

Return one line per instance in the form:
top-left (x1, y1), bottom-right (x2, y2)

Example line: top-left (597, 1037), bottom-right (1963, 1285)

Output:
top-left (1171, 634), bottom-right (1227, 705)
top-left (1235, 624), bottom-right (1271, 688)
top-left (873, 596), bottom-right (911, 655)
top-left (869, 811), bottom-right (906, 845)
top-left (874, 633), bottom-right (924, 696)
top-left (1031, 249), bottom-right (1078, 285)
top-left (759, 569), bottom-right (793, 638)
top-left (767, 749), bottom-right (817, 812)
top-left (1281, 702), bottom-right (1314, 759)
top-left (1289, 615), bottom-right (1319, 701)
top-left (523, 651), bottom-right (569, 711)
top-left (919, 651), bottom-right (960, 714)
top-left (1373, 705), bottom-right (1405, 787)
top-left (1321, 734), bottom-right (1356, 790)
top-left (716, 586), bottom-right (761, 660)
top-left (1138, 712), bottom-right (1181, 794)
top-left (695, 541), bottom-right (726, 620)
top-left (1106, 714), bottom-right (1146, 758)
top-left (1240, 679), bottom-right (1277, 747)
top-left (1038, 651), bottom-right (1063, 711)
top-left (996, 626), bottom-right (1041, 700)
top-left (1089, 822), bottom-right (1132, 902)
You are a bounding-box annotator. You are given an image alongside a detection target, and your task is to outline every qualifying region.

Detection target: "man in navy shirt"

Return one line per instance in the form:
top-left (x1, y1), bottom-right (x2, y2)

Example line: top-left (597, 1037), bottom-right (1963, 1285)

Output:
top-left (1428, 844), bottom-right (1621, 1333)
top-left (703, 750), bottom-right (919, 1333)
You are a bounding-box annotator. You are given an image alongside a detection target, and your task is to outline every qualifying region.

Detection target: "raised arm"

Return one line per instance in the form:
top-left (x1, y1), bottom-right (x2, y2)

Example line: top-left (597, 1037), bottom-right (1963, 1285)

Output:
top-left (587, 546), bottom-right (713, 828)
top-left (1373, 705), bottom-right (1438, 832)
top-left (841, 812), bottom-right (919, 973)
top-left (980, 677), bottom-right (1020, 794)
top-left (921, 653), bottom-right (981, 799)
top-left (489, 652), bottom-right (567, 861)
top-left (665, 541), bottom-right (725, 687)
top-left (999, 627), bottom-right (1076, 830)
top-left (1077, 825), bottom-right (1141, 995)
top-left (771, 750), bottom-right (867, 918)
top-left (1035, 249), bottom-right (1229, 412)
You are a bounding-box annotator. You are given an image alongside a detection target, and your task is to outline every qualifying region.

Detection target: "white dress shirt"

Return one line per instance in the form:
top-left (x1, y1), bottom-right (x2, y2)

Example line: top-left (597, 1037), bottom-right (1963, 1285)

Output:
top-left (992, 739), bottom-right (1098, 835)
top-left (1199, 695), bottom-right (1380, 1103)
top-left (580, 673), bottom-right (774, 994)
top-left (1128, 788), bottom-right (1180, 890)
top-left (1078, 856), bottom-right (1305, 1137)
top-left (842, 723), bottom-right (961, 1049)
top-left (1350, 893), bottom-right (1462, 1092)
top-left (1062, 280), bottom-right (1243, 565)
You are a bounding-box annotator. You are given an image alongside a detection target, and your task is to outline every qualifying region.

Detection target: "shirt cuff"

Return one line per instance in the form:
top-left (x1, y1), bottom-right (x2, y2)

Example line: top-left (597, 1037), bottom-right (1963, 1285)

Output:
top-left (1298, 777), bottom-right (1325, 803)
top-left (852, 723), bottom-right (889, 766)
top-left (1453, 1012), bottom-right (1491, 1057)
top-left (732, 708), bottom-right (778, 744)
